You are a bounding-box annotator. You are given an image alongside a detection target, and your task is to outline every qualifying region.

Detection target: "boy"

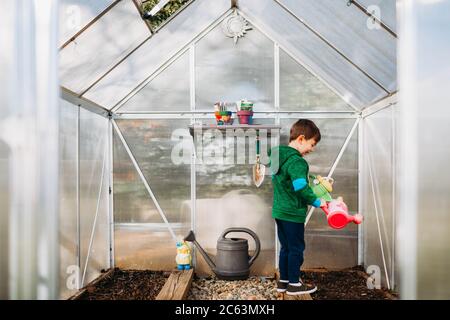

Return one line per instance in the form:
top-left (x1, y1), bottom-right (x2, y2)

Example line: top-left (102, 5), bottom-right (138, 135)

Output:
top-left (269, 119), bottom-right (324, 295)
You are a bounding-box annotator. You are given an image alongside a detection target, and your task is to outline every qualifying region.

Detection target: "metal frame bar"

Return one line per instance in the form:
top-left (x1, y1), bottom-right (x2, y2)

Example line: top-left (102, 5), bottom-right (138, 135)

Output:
top-left (390, 105), bottom-right (396, 290)
top-left (362, 92), bottom-right (397, 118)
top-left (76, 106), bottom-right (81, 289)
top-left (305, 117), bottom-right (360, 225)
top-left (113, 112), bottom-right (359, 120)
top-left (189, 43), bottom-right (197, 267)
top-left (367, 145), bottom-right (391, 290)
top-left (347, 0), bottom-right (397, 38)
top-left (81, 142), bottom-right (108, 287)
top-left (59, 0), bottom-right (121, 50)
top-left (61, 87), bottom-right (110, 118)
top-left (108, 119), bottom-right (115, 268)
top-left (358, 115), bottom-right (364, 265)
top-left (274, 42), bottom-right (280, 270)
top-left (238, 10), bottom-right (360, 113)
top-left (111, 119), bottom-right (177, 242)
top-left (111, 9), bottom-right (233, 113)
top-left (273, 0), bottom-right (390, 95)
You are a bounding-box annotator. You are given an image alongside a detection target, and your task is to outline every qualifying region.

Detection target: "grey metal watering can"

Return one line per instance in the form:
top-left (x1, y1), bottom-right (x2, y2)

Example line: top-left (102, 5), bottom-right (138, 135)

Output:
top-left (184, 228), bottom-right (261, 280)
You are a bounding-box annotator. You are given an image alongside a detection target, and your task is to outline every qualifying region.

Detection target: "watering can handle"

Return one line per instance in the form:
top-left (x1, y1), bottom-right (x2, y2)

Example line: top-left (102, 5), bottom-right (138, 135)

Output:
top-left (220, 227), bottom-right (261, 267)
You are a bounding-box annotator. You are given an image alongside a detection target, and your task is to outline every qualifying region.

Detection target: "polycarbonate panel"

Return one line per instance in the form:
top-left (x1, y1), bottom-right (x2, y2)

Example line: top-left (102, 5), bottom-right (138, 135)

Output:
top-left (118, 52), bottom-right (190, 112)
top-left (398, 0), bottom-right (450, 299)
top-left (59, 0), bottom-right (114, 46)
top-left (79, 109), bottom-right (109, 286)
top-left (280, 0), bottom-right (396, 92)
top-left (280, 118), bottom-right (358, 268)
top-left (58, 99), bottom-right (79, 299)
top-left (195, 20), bottom-right (274, 111)
top-left (113, 131), bottom-right (160, 223)
top-left (358, 0), bottom-right (397, 32)
top-left (194, 119), bottom-right (277, 276)
top-left (279, 49), bottom-right (353, 111)
top-left (362, 107), bottom-right (394, 289)
top-left (114, 119), bottom-right (191, 270)
top-left (238, 0), bottom-right (386, 108)
top-left (60, 0), bottom-right (150, 95)
top-left (84, 0), bottom-right (230, 108)
top-left (0, 140), bottom-right (9, 299)
top-left (115, 226), bottom-right (175, 270)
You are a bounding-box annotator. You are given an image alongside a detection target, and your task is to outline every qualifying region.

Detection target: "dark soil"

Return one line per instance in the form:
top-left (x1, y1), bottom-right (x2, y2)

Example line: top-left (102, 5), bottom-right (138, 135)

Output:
top-left (302, 266), bottom-right (398, 300)
top-left (77, 268), bottom-right (169, 300)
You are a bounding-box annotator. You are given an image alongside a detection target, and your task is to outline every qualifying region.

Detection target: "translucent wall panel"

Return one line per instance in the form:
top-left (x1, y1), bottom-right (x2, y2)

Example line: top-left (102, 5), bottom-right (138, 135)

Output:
top-left (60, 0), bottom-right (150, 95)
top-left (79, 109), bottom-right (109, 286)
top-left (280, 118), bottom-right (358, 268)
top-left (84, 0), bottom-right (230, 108)
top-left (0, 140), bottom-right (9, 299)
top-left (59, 0), bottom-right (115, 46)
top-left (114, 119), bottom-right (191, 270)
top-left (362, 107), bottom-right (394, 289)
top-left (358, 0), bottom-right (397, 32)
top-left (118, 52), bottom-right (190, 112)
top-left (280, 49), bottom-right (353, 111)
top-left (280, 0), bottom-right (396, 92)
top-left (59, 100), bottom-right (79, 299)
top-left (397, 0), bottom-right (450, 299)
top-left (238, 0), bottom-right (386, 108)
top-left (194, 119), bottom-right (277, 276)
top-left (195, 21), bottom-right (274, 111)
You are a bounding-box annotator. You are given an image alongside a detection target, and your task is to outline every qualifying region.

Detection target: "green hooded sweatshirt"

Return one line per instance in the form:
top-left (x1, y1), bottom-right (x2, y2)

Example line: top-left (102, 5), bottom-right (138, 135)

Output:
top-left (269, 145), bottom-right (320, 223)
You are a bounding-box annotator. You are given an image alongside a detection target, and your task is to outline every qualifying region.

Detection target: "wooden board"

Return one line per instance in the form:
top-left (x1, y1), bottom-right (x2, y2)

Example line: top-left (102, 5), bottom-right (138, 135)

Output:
top-left (282, 292), bottom-right (313, 300)
top-left (156, 269), bottom-right (194, 300)
top-left (68, 268), bottom-right (115, 300)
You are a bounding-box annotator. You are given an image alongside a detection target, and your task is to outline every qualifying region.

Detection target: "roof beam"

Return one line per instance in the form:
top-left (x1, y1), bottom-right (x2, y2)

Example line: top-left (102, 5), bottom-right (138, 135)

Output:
top-left (347, 0), bottom-right (397, 38)
top-left (59, 0), bottom-right (121, 50)
top-left (60, 87), bottom-right (111, 118)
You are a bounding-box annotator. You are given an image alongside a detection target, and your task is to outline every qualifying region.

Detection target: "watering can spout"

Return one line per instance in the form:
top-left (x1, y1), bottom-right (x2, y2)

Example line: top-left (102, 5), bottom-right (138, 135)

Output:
top-left (184, 230), bottom-right (217, 271)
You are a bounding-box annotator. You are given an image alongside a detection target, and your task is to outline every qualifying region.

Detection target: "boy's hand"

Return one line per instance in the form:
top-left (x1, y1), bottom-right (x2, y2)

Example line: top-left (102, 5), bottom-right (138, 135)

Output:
top-left (320, 199), bottom-right (327, 207)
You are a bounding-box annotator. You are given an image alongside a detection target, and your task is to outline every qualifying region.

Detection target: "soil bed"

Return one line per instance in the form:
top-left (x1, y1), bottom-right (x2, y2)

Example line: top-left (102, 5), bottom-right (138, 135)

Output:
top-left (73, 266), bottom-right (397, 300)
top-left (77, 268), bottom-right (169, 300)
top-left (302, 266), bottom-right (398, 300)
top-left (188, 266), bottom-right (397, 300)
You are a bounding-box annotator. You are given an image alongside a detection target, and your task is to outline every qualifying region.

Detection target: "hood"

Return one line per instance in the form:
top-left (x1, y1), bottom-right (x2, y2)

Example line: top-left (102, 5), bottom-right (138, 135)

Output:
top-left (269, 145), bottom-right (301, 175)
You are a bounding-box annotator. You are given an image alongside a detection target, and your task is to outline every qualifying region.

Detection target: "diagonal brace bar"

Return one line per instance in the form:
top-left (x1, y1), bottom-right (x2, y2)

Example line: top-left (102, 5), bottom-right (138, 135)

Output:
top-left (111, 119), bottom-right (177, 242)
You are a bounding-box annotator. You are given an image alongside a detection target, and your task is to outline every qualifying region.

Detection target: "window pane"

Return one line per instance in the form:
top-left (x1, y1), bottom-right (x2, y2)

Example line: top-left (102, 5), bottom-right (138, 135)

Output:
top-left (195, 18), bottom-right (275, 111)
top-left (118, 51), bottom-right (190, 112)
top-left (280, 0), bottom-right (396, 92)
top-left (60, 0), bottom-right (150, 95)
top-left (280, 49), bottom-right (353, 111)
top-left (239, 0), bottom-right (386, 108)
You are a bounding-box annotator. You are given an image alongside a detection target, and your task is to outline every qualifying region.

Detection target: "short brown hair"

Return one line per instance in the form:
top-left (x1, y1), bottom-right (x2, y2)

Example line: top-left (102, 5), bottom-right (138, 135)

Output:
top-left (289, 119), bottom-right (321, 143)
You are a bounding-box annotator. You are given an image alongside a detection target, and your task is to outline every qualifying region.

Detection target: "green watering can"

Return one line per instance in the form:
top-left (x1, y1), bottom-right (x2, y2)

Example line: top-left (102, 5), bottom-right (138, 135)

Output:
top-left (309, 175), bottom-right (334, 202)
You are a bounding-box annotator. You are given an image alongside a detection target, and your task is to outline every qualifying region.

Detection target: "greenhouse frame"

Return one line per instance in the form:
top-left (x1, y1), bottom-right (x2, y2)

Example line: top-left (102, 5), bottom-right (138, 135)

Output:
top-left (1, 0), bottom-right (450, 300)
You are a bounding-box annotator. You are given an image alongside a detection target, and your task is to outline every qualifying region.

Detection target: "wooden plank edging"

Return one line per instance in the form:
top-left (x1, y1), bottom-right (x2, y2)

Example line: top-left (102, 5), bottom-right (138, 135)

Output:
top-left (156, 269), bottom-right (194, 300)
top-left (68, 268), bottom-right (115, 300)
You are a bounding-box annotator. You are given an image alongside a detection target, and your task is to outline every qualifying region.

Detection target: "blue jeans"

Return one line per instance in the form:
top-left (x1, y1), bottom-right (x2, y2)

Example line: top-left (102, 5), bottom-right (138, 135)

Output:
top-left (276, 219), bottom-right (305, 283)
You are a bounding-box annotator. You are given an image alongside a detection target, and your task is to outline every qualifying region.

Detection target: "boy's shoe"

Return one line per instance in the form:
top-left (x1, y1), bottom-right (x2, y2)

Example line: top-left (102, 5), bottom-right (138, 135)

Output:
top-left (286, 282), bottom-right (317, 295)
top-left (276, 280), bottom-right (289, 293)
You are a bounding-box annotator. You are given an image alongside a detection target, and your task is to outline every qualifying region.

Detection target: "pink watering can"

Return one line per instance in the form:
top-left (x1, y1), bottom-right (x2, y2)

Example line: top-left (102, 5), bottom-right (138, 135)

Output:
top-left (320, 197), bottom-right (363, 229)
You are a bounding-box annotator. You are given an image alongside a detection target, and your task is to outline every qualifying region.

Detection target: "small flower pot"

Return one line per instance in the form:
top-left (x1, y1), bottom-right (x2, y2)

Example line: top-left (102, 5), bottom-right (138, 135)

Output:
top-left (237, 110), bottom-right (253, 124)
